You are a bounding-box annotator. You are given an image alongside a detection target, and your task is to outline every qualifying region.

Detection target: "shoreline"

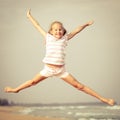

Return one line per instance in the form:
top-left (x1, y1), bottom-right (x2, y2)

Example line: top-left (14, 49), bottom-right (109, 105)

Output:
top-left (0, 106), bottom-right (68, 120)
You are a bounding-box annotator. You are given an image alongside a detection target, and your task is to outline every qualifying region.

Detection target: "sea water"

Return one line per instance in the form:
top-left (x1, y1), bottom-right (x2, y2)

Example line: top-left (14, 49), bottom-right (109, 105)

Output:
top-left (18, 104), bottom-right (120, 120)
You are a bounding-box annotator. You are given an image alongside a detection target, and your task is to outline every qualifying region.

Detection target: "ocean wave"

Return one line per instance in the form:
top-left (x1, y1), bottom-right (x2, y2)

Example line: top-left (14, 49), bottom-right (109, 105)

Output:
top-left (106, 105), bottom-right (120, 110)
top-left (19, 108), bottom-right (34, 115)
top-left (18, 105), bottom-right (120, 120)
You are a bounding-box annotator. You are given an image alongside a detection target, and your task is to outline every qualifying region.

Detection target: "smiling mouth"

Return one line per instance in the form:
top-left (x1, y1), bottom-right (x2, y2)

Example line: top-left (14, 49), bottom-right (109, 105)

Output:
top-left (55, 35), bottom-right (62, 39)
top-left (56, 34), bottom-right (61, 36)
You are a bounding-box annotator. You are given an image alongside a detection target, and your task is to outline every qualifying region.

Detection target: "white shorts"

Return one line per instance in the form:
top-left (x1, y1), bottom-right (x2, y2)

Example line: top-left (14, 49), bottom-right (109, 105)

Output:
top-left (40, 65), bottom-right (69, 78)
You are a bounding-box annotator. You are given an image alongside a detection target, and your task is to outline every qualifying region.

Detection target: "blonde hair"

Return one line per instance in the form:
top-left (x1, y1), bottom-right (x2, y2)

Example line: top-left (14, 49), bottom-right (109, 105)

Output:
top-left (48, 21), bottom-right (67, 35)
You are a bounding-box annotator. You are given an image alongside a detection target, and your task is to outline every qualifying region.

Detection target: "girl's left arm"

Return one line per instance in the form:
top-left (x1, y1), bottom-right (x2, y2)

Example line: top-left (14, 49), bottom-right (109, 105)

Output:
top-left (67, 20), bottom-right (94, 40)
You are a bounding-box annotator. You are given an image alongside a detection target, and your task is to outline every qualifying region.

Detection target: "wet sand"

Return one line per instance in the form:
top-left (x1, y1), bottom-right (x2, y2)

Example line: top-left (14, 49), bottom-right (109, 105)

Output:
top-left (0, 106), bottom-right (68, 120)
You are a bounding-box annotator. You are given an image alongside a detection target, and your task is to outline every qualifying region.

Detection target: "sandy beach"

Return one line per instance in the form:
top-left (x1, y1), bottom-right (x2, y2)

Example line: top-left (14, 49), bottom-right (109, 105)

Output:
top-left (0, 106), bottom-right (68, 120)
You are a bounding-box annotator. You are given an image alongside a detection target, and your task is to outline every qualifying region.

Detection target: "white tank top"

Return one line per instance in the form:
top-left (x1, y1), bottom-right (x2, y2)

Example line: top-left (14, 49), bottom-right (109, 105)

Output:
top-left (43, 33), bottom-right (68, 65)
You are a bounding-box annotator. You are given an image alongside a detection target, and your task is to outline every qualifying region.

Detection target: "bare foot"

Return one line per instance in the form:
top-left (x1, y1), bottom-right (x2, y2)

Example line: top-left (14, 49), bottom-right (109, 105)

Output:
top-left (4, 87), bottom-right (19, 93)
top-left (107, 99), bottom-right (115, 106)
top-left (101, 98), bottom-right (115, 106)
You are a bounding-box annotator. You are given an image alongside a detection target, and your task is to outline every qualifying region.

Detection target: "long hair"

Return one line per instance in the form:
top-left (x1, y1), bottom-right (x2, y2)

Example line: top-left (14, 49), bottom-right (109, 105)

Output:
top-left (48, 21), bottom-right (67, 35)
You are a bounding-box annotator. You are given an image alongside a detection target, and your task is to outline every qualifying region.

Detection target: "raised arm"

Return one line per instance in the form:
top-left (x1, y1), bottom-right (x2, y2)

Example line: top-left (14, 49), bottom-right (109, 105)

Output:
top-left (27, 9), bottom-right (47, 37)
top-left (67, 21), bottom-right (94, 40)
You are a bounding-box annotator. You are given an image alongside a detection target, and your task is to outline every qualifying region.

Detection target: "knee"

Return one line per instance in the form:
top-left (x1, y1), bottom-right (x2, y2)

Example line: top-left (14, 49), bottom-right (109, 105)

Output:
top-left (74, 84), bottom-right (85, 90)
top-left (28, 75), bottom-right (46, 86)
top-left (28, 80), bottom-right (38, 86)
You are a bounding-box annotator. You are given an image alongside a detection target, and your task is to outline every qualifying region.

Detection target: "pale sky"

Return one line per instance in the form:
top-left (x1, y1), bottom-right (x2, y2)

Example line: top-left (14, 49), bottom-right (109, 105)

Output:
top-left (0, 0), bottom-right (120, 104)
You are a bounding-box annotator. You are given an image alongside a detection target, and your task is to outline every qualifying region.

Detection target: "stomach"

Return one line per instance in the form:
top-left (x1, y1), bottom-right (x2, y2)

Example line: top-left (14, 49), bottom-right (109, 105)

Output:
top-left (45, 63), bottom-right (64, 69)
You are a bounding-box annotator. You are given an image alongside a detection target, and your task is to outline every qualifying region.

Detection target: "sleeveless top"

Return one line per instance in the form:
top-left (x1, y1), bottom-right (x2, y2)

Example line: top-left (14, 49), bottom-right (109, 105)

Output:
top-left (43, 33), bottom-right (68, 65)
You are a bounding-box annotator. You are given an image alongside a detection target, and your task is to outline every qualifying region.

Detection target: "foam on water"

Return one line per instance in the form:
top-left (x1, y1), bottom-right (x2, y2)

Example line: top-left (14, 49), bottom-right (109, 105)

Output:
top-left (18, 105), bottom-right (120, 120)
top-left (106, 105), bottom-right (120, 110)
top-left (19, 108), bottom-right (34, 115)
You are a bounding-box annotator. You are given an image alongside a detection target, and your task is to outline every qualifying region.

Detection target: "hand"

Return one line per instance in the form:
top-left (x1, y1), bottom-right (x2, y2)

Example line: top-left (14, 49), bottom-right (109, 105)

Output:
top-left (87, 20), bottom-right (94, 26)
top-left (27, 9), bottom-right (31, 18)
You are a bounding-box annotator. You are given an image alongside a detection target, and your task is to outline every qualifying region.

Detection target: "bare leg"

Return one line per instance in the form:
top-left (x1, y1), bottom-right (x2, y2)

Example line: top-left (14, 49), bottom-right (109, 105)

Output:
top-left (4, 73), bottom-right (47, 93)
top-left (61, 74), bottom-right (115, 106)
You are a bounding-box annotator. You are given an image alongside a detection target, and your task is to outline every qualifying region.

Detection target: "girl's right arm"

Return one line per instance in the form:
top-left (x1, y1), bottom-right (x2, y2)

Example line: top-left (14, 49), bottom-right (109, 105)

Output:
top-left (27, 9), bottom-right (47, 37)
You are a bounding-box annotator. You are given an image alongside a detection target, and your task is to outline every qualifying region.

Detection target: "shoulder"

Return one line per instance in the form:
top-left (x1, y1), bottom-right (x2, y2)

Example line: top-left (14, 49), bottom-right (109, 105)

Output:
top-left (46, 33), bottom-right (54, 38)
top-left (46, 33), bottom-right (56, 42)
top-left (64, 34), bottom-right (69, 41)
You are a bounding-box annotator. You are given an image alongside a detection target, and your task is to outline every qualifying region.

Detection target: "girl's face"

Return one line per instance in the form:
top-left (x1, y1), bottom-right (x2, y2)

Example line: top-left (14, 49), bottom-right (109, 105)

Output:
top-left (50, 23), bottom-right (65, 39)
